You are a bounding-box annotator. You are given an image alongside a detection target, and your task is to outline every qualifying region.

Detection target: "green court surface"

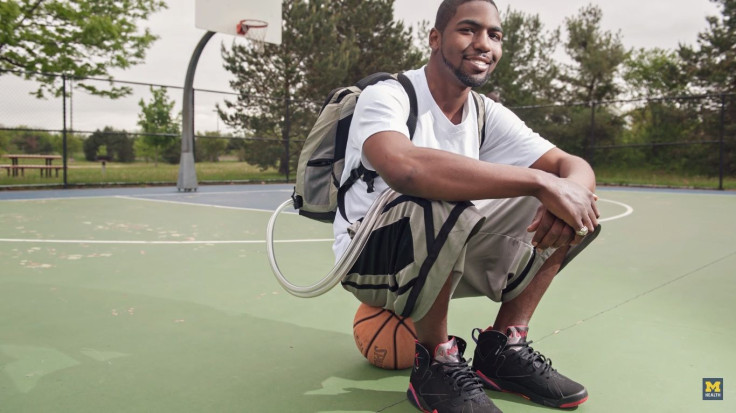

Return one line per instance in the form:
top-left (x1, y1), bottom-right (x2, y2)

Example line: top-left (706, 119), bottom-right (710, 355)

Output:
top-left (0, 185), bottom-right (734, 412)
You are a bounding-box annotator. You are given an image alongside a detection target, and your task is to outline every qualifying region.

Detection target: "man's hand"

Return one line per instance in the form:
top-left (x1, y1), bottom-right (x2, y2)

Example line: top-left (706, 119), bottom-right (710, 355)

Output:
top-left (527, 205), bottom-right (587, 250)
top-left (534, 174), bottom-right (600, 240)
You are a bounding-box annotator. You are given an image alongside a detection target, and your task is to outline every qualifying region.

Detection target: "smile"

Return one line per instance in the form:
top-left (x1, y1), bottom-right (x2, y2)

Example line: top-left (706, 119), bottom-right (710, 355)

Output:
top-left (465, 57), bottom-right (491, 71)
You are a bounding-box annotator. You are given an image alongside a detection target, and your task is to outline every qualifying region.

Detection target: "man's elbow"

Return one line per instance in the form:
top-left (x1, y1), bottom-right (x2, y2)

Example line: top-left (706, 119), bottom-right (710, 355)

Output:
top-left (378, 160), bottom-right (423, 196)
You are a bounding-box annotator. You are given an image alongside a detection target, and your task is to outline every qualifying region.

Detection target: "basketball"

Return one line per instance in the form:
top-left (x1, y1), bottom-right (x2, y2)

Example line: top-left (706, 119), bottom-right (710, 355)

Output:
top-left (352, 303), bottom-right (417, 370)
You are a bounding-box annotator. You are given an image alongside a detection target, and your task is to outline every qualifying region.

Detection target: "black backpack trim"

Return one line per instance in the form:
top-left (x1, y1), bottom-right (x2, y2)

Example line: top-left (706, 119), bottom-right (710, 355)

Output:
top-left (336, 73), bottom-right (418, 223)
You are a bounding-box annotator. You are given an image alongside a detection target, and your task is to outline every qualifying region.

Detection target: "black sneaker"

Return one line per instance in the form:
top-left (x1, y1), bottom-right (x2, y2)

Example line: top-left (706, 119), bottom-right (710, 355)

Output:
top-left (472, 327), bottom-right (588, 409)
top-left (408, 336), bottom-right (502, 413)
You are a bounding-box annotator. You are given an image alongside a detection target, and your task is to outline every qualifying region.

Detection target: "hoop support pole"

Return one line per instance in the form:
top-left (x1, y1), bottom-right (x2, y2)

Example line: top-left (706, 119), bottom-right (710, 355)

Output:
top-left (178, 31), bottom-right (215, 192)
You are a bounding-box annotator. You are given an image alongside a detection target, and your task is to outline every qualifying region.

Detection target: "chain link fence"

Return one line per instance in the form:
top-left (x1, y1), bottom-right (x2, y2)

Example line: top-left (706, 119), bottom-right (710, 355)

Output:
top-left (1, 69), bottom-right (733, 189)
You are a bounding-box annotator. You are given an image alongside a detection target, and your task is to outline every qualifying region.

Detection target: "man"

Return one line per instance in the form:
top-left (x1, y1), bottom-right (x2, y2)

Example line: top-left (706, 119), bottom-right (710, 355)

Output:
top-left (333, 1), bottom-right (600, 412)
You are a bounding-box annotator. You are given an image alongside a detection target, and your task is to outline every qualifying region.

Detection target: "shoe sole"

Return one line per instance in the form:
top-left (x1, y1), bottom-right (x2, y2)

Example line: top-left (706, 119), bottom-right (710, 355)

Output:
top-left (406, 385), bottom-right (438, 413)
top-left (475, 370), bottom-right (588, 409)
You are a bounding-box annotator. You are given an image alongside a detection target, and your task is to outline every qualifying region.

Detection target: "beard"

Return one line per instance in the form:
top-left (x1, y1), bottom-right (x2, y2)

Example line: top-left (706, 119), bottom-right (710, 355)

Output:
top-left (441, 48), bottom-right (492, 88)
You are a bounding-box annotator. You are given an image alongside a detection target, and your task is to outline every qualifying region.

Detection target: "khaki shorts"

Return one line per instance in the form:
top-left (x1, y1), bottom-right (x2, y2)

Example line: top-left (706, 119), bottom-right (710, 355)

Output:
top-left (340, 189), bottom-right (600, 321)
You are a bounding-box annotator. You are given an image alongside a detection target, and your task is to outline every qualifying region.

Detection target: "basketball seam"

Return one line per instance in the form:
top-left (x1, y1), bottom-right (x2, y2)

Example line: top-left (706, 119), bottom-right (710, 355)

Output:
top-left (364, 314), bottom-right (392, 359)
top-left (353, 309), bottom-right (386, 328)
top-left (390, 312), bottom-right (417, 369)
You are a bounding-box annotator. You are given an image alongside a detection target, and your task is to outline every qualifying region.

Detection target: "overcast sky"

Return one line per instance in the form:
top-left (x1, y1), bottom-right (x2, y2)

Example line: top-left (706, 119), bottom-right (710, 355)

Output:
top-left (116, 0), bottom-right (722, 89)
top-left (0, 0), bottom-right (723, 133)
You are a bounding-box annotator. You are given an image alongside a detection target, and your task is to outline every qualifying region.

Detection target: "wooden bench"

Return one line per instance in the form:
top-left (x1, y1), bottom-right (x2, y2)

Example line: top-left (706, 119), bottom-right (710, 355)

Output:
top-left (0, 164), bottom-right (64, 177)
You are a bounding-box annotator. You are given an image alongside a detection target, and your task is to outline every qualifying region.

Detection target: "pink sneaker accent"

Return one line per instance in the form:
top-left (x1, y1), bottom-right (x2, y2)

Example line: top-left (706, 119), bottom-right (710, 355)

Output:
top-left (433, 337), bottom-right (460, 363)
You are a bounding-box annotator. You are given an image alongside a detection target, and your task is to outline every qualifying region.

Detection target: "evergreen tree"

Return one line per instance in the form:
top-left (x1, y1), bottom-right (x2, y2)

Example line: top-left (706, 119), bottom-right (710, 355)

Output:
top-left (678, 0), bottom-right (736, 175)
top-left (555, 4), bottom-right (628, 161)
top-left (562, 4), bottom-right (628, 103)
top-left (479, 7), bottom-right (561, 107)
top-left (679, 0), bottom-right (736, 94)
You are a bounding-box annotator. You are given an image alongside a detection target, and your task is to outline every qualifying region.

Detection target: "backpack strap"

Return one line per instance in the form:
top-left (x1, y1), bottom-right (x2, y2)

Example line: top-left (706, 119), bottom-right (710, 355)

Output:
top-left (396, 73), bottom-right (418, 137)
top-left (470, 91), bottom-right (486, 148)
top-left (337, 73), bottom-right (418, 222)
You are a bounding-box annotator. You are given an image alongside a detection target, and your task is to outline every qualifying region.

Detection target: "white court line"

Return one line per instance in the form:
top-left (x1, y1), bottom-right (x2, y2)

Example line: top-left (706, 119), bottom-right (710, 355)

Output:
top-left (0, 188), bottom-right (291, 203)
top-left (0, 238), bottom-right (333, 245)
top-left (136, 189), bottom-right (292, 197)
top-left (0, 197), bottom-right (632, 245)
top-left (114, 195), bottom-right (280, 214)
top-left (597, 198), bottom-right (634, 223)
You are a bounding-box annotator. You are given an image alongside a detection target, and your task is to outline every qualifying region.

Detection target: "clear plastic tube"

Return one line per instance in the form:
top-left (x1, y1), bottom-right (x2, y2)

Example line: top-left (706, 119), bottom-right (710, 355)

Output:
top-left (266, 191), bottom-right (391, 298)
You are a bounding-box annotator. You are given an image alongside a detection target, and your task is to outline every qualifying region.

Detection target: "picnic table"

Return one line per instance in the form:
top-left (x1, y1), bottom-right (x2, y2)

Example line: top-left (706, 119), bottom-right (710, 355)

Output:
top-left (1, 154), bottom-right (63, 177)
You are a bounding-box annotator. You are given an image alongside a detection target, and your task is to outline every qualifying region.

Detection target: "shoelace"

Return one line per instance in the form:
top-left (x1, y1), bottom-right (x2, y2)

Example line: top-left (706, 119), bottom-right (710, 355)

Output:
top-left (470, 328), bottom-right (555, 377)
top-left (437, 359), bottom-right (485, 395)
top-left (507, 341), bottom-right (555, 376)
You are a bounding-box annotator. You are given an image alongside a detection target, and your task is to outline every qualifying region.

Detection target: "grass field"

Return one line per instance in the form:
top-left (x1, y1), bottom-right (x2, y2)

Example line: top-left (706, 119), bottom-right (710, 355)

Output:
top-left (594, 166), bottom-right (736, 190)
top-left (0, 159), bottom-right (284, 187)
top-left (1, 158), bottom-right (734, 190)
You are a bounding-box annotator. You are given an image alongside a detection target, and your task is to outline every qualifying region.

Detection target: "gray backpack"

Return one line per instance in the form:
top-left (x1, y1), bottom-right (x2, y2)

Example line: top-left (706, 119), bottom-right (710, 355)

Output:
top-left (292, 72), bottom-right (486, 223)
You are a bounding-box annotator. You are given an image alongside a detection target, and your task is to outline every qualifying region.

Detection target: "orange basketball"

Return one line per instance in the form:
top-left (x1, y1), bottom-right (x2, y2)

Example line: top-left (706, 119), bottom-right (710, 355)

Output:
top-left (352, 303), bottom-right (417, 370)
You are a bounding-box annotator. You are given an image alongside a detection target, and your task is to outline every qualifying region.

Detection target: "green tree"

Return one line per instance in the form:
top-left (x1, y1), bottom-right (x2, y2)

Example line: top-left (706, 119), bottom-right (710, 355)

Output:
top-left (679, 0), bottom-right (736, 94)
top-left (51, 132), bottom-right (84, 158)
top-left (219, 0), bottom-right (423, 175)
top-left (478, 7), bottom-right (561, 107)
top-left (4, 127), bottom-right (55, 154)
top-left (621, 48), bottom-right (701, 170)
top-left (562, 4), bottom-right (628, 103)
top-left (555, 5), bottom-right (628, 160)
top-left (137, 87), bottom-right (180, 166)
top-left (83, 127), bottom-right (135, 162)
top-left (624, 49), bottom-right (689, 98)
top-left (678, 0), bottom-right (736, 176)
top-left (195, 131), bottom-right (230, 162)
top-left (0, 0), bottom-right (165, 98)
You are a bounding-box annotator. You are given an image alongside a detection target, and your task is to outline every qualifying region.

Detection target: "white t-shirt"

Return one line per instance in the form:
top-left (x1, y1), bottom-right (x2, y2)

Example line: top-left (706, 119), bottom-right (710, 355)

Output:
top-left (332, 67), bottom-right (555, 260)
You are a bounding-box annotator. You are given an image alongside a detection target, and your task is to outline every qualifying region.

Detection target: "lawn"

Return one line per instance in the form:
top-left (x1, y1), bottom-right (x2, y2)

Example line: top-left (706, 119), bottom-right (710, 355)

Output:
top-left (0, 159), bottom-right (284, 188)
top-left (594, 166), bottom-right (736, 190)
top-left (1, 158), bottom-right (734, 191)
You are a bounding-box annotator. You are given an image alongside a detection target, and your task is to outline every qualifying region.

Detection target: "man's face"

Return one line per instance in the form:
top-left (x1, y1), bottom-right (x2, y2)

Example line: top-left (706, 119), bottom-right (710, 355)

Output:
top-left (432, 1), bottom-right (503, 88)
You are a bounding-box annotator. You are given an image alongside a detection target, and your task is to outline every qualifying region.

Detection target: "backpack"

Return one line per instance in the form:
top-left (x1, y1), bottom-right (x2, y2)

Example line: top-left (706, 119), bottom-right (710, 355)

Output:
top-left (292, 72), bottom-right (487, 223)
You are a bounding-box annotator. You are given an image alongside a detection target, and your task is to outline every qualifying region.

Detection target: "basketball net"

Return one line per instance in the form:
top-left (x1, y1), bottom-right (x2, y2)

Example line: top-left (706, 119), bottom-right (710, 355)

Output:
top-left (237, 19), bottom-right (268, 53)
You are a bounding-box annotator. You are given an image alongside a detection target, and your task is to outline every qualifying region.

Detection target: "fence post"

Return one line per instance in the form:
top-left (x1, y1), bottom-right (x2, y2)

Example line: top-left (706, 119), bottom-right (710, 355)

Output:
top-left (588, 101), bottom-right (596, 166)
top-left (719, 93), bottom-right (726, 191)
top-left (283, 96), bottom-right (291, 182)
top-left (62, 74), bottom-right (68, 188)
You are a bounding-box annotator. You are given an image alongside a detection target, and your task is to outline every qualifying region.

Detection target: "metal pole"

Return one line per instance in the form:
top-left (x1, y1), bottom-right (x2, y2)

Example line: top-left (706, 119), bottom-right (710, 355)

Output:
top-left (62, 74), bottom-right (68, 188)
top-left (69, 77), bottom-right (73, 132)
top-left (284, 96), bottom-right (291, 182)
top-left (177, 31), bottom-right (215, 192)
top-left (719, 94), bottom-right (726, 191)
top-left (588, 101), bottom-right (596, 166)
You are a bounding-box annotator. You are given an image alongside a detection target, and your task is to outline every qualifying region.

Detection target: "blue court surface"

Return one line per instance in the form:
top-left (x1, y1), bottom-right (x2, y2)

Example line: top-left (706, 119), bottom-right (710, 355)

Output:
top-left (1, 184), bottom-right (734, 412)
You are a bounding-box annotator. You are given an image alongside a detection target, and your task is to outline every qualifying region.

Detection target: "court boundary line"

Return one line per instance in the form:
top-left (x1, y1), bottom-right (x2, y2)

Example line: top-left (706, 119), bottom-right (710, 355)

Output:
top-left (0, 238), bottom-right (332, 245)
top-left (597, 198), bottom-right (634, 223)
top-left (0, 197), bottom-right (633, 246)
top-left (0, 188), bottom-right (291, 203)
top-left (114, 195), bottom-right (279, 214)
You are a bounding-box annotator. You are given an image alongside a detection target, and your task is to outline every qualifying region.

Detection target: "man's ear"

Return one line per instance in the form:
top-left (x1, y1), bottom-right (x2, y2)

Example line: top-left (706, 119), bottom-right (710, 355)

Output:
top-left (429, 27), bottom-right (441, 53)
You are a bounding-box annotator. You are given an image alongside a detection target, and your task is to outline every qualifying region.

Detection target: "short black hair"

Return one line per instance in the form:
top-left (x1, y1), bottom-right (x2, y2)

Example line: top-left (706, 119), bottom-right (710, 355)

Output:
top-left (434, 0), bottom-right (498, 32)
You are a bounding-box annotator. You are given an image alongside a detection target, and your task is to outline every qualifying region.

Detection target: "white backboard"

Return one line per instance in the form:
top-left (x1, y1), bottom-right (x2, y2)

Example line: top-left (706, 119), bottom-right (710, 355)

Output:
top-left (195, 0), bottom-right (282, 45)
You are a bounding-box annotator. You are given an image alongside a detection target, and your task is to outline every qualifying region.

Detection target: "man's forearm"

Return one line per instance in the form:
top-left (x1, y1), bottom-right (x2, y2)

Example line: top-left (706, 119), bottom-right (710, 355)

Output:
top-left (380, 145), bottom-right (549, 202)
top-left (556, 155), bottom-right (596, 192)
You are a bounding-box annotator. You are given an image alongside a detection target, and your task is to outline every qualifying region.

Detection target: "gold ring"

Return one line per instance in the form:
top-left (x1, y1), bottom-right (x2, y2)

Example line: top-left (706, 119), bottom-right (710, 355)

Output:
top-left (576, 227), bottom-right (589, 237)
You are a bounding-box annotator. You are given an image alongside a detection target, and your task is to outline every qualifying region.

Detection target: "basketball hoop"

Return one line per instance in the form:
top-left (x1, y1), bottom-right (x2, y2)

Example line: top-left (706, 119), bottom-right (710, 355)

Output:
top-left (236, 19), bottom-right (269, 52)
